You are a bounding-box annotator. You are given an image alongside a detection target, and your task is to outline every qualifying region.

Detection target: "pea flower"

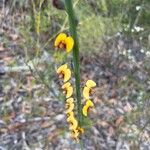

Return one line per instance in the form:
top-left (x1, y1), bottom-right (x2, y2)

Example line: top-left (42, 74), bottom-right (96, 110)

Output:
top-left (77, 127), bottom-right (84, 134)
top-left (65, 99), bottom-right (74, 113)
top-left (56, 64), bottom-right (71, 82)
top-left (54, 33), bottom-right (74, 53)
top-left (71, 129), bottom-right (79, 143)
top-left (65, 98), bottom-right (80, 141)
top-left (66, 109), bottom-right (79, 135)
top-left (66, 111), bottom-right (74, 118)
top-left (70, 127), bottom-right (84, 143)
top-left (66, 101), bottom-right (75, 122)
top-left (62, 82), bottom-right (73, 98)
top-left (66, 110), bottom-right (74, 121)
top-left (86, 80), bottom-right (96, 88)
top-left (65, 98), bottom-right (74, 111)
top-left (69, 117), bottom-right (78, 130)
top-left (66, 97), bottom-right (74, 104)
top-left (82, 99), bottom-right (94, 116)
top-left (83, 80), bottom-right (96, 99)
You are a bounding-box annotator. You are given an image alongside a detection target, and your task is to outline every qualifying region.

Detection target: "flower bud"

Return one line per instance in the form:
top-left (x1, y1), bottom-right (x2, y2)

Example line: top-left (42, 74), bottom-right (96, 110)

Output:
top-left (52, 0), bottom-right (65, 10)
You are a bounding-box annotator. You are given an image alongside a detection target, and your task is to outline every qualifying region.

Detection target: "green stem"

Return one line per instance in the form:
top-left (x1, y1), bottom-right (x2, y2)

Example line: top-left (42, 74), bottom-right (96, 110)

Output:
top-left (64, 0), bottom-right (82, 126)
top-left (79, 140), bottom-right (84, 150)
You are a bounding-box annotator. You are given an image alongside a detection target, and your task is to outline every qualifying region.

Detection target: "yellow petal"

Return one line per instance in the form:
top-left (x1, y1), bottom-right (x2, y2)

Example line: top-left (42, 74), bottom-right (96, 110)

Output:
top-left (65, 103), bottom-right (70, 109)
top-left (72, 129), bottom-right (79, 136)
top-left (67, 111), bottom-right (74, 117)
top-left (69, 118), bottom-right (78, 130)
top-left (54, 33), bottom-right (67, 47)
top-left (65, 36), bottom-right (74, 53)
top-left (71, 129), bottom-right (79, 142)
top-left (62, 82), bottom-right (71, 89)
top-left (65, 98), bottom-right (74, 109)
top-left (86, 99), bottom-right (94, 107)
top-left (66, 86), bottom-right (73, 98)
top-left (82, 105), bottom-right (88, 116)
top-left (77, 127), bottom-right (84, 134)
top-left (67, 112), bottom-right (74, 122)
top-left (63, 68), bottom-right (71, 82)
top-left (86, 80), bottom-right (96, 88)
top-left (65, 103), bottom-right (74, 113)
top-left (56, 64), bottom-right (67, 74)
top-left (83, 87), bottom-right (90, 99)
top-left (82, 100), bottom-right (94, 116)
top-left (62, 82), bottom-right (73, 98)
top-left (66, 98), bottom-right (74, 104)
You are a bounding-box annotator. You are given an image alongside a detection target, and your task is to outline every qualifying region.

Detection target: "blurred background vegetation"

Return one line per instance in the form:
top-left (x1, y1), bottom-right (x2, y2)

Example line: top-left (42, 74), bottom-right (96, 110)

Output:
top-left (5, 0), bottom-right (150, 55)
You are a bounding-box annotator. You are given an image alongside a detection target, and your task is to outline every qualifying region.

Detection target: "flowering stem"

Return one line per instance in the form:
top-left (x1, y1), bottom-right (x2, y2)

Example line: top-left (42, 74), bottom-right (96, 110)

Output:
top-left (64, 0), bottom-right (82, 126)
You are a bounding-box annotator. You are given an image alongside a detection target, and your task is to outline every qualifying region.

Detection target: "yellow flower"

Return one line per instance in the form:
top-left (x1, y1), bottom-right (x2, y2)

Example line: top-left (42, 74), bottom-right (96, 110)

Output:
top-left (71, 129), bottom-right (79, 143)
top-left (54, 33), bottom-right (74, 53)
top-left (69, 117), bottom-right (78, 130)
top-left (66, 112), bottom-right (74, 122)
top-left (62, 82), bottom-right (73, 98)
top-left (65, 37), bottom-right (74, 52)
top-left (54, 33), bottom-right (67, 47)
top-left (82, 100), bottom-right (94, 116)
top-left (62, 82), bottom-right (71, 88)
top-left (56, 64), bottom-right (67, 73)
top-left (77, 127), bottom-right (84, 134)
top-left (66, 98), bottom-right (74, 104)
top-left (86, 80), bottom-right (96, 88)
top-left (65, 98), bottom-right (74, 110)
top-left (66, 113), bottom-right (78, 130)
top-left (65, 102), bottom-right (74, 114)
top-left (56, 64), bottom-right (71, 82)
top-left (67, 111), bottom-right (74, 117)
top-left (83, 80), bottom-right (96, 99)
top-left (83, 86), bottom-right (90, 99)
top-left (65, 86), bottom-right (73, 98)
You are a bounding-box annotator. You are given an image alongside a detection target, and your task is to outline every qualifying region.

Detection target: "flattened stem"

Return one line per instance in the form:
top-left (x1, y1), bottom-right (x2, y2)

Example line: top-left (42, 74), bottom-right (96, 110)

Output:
top-left (64, 0), bottom-right (82, 126)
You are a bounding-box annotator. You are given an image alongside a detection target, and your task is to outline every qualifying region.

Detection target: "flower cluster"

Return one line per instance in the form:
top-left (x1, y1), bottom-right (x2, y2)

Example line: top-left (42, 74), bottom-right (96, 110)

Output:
top-left (65, 98), bottom-right (79, 142)
top-left (57, 63), bottom-right (83, 142)
top-left (82, 80), bottom-right (96, 116)
top-left (55, 33), bottom-right (96, 142)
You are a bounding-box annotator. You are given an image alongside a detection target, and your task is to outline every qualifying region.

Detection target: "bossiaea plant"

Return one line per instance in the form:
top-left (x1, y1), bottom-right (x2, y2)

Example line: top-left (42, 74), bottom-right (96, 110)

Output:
top-left (54, 0), bottom-right (96, 144)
